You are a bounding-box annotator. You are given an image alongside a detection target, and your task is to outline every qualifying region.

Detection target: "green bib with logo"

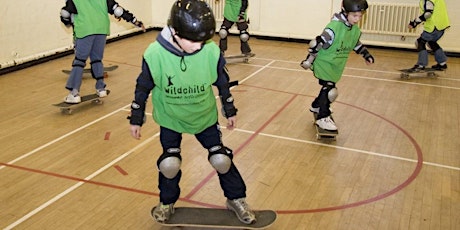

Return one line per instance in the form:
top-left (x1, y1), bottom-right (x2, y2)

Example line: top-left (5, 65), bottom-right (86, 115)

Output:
top-left (144, 41), bottom-right (220, 134)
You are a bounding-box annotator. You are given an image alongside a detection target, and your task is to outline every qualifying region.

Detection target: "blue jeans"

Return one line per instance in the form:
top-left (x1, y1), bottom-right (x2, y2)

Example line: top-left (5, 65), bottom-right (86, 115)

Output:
top-left (417, 29), bottom-right (447, 66)
top-left (66, 34), bottom-right (107, 92)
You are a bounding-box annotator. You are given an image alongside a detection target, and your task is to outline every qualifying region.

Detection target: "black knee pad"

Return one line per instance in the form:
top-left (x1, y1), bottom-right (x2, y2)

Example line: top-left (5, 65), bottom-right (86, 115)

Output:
top-left (416, 38), bottom-right (427, 52)
top-left (427, 41), bottom-right (441, 52)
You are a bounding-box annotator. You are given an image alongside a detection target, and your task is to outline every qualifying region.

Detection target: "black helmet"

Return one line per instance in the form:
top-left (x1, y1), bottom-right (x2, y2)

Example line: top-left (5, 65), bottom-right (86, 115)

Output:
top-left (168, 0), bottom-right (216, 41)
top-left (342, 0), bottom-right (368, 12)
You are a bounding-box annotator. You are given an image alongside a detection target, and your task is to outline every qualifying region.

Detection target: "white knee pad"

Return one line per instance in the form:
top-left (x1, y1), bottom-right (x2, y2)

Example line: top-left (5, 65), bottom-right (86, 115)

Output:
top-left (158, 156), bottom-right (181, 179)
top-left (60, 9), bottom-right (71, 18)
top-left (328, 87), bottom-right (338, 102)
top-left (240, 31), bottom-right (249, 42)
top-left (219, 28), bottom-right (228, 39)
top-left (208, 146), bottom-right (232, 174)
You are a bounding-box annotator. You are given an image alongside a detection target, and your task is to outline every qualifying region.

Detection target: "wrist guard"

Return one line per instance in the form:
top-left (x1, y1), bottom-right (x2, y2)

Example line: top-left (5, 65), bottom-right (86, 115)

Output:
top-left (128, 101), bottom-right (146, 126)
top-left (409, 19), bottom-right (421, 28)
top-left (220, 95), bottom-right (238, 118)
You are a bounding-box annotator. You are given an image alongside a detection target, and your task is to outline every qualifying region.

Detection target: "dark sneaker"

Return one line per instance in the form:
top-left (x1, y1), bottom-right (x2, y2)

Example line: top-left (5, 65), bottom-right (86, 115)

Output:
top-left (431, 63), bottom-right (447, 70)
top-left (151, 202), bottom-right (174, 223)
top-left (226, 198), bottom-right (256, 224)
top-left (242, 52), bottom-right (255, 57)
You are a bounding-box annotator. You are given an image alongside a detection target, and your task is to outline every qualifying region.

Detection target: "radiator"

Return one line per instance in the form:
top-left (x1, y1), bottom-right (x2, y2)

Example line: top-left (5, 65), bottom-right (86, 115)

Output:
top-left (359, 3), bottom-right (421, 37)
top-left (206, 0), bottom-right (225, 22)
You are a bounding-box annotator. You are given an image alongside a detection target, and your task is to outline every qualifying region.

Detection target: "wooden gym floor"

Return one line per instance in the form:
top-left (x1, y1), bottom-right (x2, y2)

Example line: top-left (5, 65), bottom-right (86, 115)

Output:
top-left (1, 30), bottom-right (459, 230)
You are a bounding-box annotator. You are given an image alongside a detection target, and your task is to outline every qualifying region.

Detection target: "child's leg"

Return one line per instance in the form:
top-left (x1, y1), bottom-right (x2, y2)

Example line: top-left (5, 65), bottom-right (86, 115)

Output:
top-left (219, 19), bottom-right (234, 54)
top-left (157, 127), bottom-right (183, 204)
top-left (236, 21), bottom-right (251, 55)
top-left (314, 80), bottom-right (336, 119)
top-left (89, 34), bottom-right (107, 91)
top-left (195, 124), bottom-right (247, 199)
top-left (66, 36), bottom-right (94, 92)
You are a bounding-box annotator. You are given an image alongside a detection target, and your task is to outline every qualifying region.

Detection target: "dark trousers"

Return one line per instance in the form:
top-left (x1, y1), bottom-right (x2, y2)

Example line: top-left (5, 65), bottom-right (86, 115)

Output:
top-left (311, 79), bottom-right (336, 119)
top-left (158, 124), bottom-right (247, 204)
top-left (219, 18), bottom-right (251, 54)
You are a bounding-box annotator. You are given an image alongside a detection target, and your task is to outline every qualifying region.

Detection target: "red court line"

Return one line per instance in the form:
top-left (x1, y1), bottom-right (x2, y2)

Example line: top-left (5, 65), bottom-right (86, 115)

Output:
top-left (184, 95), bottom-right (298, 200)
top-left (1, 84), bottom-right (424, 215)
top-left (0, 162), bottom-right (157, 197)
top-left (104, 132), bottom-right (111, 140)
top-left (114, 165), bottom-right (128, 175)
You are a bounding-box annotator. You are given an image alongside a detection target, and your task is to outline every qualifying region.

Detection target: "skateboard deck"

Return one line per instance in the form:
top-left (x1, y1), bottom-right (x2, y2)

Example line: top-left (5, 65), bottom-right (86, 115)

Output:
top-left (152, 207), bottom-right (276, 229)
top-left (53, 90), bottom-right (110, 114)
top-left (225, 53), bottom-right (255, 64)
top-left (61, 65), bottom-right (118, 77)
top-left (398, 67), bottom-right (443, 79)
top-left (313, 112), bottom-right (338, 140)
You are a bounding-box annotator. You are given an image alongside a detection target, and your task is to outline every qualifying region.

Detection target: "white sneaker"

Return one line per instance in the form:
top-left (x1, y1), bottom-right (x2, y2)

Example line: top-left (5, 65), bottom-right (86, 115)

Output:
top-left (151, 202), bottom-right (175, 223)
top-left (96, 89), bottom-right (107, 97)
top-left (315, 116), bottom-right (337, 131)
top-left (226, 198), bottom-right (256, 224)
top-left (64, 93), bottom-right (81, 104)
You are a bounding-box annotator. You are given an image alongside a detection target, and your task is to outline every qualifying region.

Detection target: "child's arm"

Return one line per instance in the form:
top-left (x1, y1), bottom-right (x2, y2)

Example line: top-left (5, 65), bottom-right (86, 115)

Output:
top-left (354, 42), bottom-right (374, 64)
top-left (238, 0), bottom-right (249, 22)
top-left (129, 59), bottom-right (154, 139)
top-left (107, 0), bottom-right (146, 31)
top-left (214, 57), bottom-right (238, 129)
top-left (300, 29), bottom-right (334, 70)
top-left (60, 0), bottom-right (77, 27)
top-left (409, 0), bottom-right (434, 29)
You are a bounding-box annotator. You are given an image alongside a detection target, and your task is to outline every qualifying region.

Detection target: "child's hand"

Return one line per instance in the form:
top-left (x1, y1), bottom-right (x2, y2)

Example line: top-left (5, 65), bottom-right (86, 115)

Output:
top-left (130, 125), bottom-right (142, 139)
top-left (227, 116), bottom-right (237, 130)
top-left (364, 53), bottom-right (374, 65)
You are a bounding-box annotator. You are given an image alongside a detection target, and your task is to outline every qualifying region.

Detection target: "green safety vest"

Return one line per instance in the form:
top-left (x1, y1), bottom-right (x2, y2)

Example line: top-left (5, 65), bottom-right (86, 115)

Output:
top-left (420, 0), bottom-right (450, 32)
top-left (312, 21), bottom-right (361, 83)
top-left (224, 0), bottom-right (247, 21)
top-left (73, 0), bottom-right (110, 38)
top-left (143, 41), bottom-right (220, 134)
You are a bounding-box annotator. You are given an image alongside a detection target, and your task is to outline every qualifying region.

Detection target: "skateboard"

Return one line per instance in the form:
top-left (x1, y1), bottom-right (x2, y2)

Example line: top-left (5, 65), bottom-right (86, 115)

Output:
top-left (152, 207), bottom-right (277, 229)
top-left (53, 90), bottom-right (110, 114)
top-left (313, 112), bottom-right (338, 140)
top-left (61, 65), bottom-right (118, 78)
top-left (398, 67), bottom-right (443, 79)
top-left (225, 53), bottom-right (255, 64)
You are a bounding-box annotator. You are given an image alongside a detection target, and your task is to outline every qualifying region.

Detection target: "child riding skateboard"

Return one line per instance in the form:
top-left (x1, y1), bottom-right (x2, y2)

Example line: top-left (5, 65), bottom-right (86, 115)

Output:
top-left (300, 0), bottom-right (374, 132)
top-left (128, 0), bottom-right (256, 225)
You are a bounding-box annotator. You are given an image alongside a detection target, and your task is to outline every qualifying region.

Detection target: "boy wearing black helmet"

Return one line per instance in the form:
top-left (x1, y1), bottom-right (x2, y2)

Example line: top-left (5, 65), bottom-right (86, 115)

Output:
top-left (128, 0), bottom-right (256, 225)
top-left (301, 0), bottom-right (374, 131)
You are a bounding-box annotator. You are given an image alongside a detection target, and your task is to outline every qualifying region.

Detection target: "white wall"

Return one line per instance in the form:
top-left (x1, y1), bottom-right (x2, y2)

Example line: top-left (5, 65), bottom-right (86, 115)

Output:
top-left (1, 0), bottom-right (458, 70)
top-left (0, 0), bottom-right (153, 69)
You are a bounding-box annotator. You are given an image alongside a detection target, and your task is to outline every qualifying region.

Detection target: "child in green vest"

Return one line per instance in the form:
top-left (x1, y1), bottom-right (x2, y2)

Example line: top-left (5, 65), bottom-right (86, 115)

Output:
top-left (217, 0), bottom-right (254, 56)
top-left (301, 0), bottom-right (374, 131)
top-left (128, 0), bottom-right (256, 225)
top-left (60, 0), bottom-right (145, 103)
top-left (408, 0), bottom-right (450, 72)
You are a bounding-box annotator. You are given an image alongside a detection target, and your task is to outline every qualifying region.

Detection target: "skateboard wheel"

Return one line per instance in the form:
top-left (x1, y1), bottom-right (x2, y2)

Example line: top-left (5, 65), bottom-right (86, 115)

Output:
top-left (92, 99), bottom-right (103, 105)
top-left (103, 72), bottom-right (108, 78)
top-left (316, 134), bottom-right (321, 140)
top-left (427, 72), bottom-right (436, 77)
top-left (243, 58), bottom-right (249, 63)
top-left (61, 108), bottom-right (72, 115)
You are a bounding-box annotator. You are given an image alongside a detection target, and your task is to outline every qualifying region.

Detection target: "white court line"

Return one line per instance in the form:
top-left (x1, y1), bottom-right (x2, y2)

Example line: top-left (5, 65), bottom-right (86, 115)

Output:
top-left (232, 128), bottom-right (460, 171)
top-left (3, 133), bottom-right (159, 230)
top-left (0, 105), bottom-right (130, 171)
